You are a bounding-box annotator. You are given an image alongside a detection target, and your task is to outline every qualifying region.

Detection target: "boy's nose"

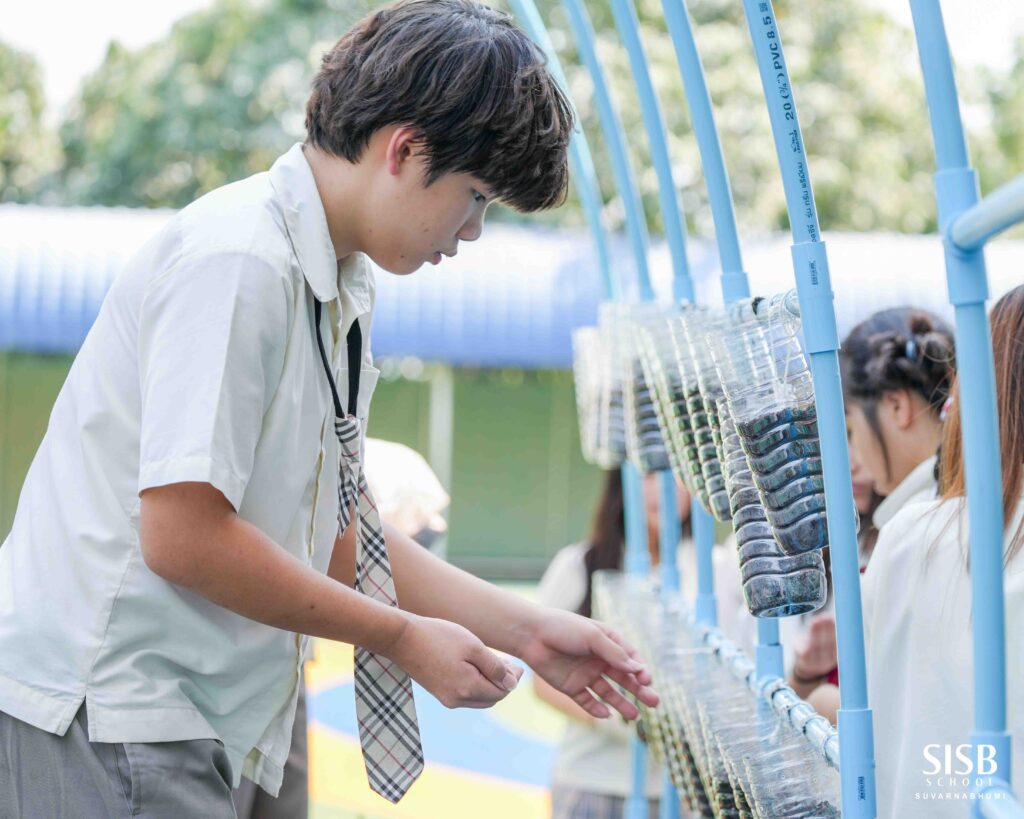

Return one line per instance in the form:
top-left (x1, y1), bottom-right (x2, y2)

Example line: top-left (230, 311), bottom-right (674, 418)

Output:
top-left (457, 215), bottom-right (485, 243)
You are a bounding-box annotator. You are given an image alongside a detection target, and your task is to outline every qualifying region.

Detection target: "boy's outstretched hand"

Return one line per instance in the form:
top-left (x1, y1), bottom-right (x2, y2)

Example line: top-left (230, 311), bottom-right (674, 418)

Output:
top-left (517, 609), bottom-right (659, 720)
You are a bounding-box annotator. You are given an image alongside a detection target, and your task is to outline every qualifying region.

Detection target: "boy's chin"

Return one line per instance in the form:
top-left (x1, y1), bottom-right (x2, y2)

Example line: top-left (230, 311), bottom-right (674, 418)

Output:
top-left (372, 255), bottom-right (425, 276)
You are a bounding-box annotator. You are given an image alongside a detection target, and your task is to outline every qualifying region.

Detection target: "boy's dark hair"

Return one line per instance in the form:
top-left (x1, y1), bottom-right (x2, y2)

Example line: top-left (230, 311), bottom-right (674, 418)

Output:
top-left (305, 0), bottom-right (573, 212)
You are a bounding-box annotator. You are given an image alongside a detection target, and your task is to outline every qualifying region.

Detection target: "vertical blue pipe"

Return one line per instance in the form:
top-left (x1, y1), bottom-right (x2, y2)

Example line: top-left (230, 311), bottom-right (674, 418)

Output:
top-left (909, 2), bottom-right (1012, 811)
top-left (739, 2), bottom-right (875, 815)
top-left (657, 474), bottom-right (681, 819)
top-left (561, 0), bottom-right (654, 301)
top-left (508, 0), bottom-right (620, 302)
top-left (515, 3), bottom-right (656, 809)
top-left (660, 0), bottom-right (783, 680)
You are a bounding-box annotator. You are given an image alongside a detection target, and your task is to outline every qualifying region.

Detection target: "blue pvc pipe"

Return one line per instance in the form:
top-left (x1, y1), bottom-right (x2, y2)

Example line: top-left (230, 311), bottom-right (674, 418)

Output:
top-left (658, 474), bottom-right (681, 597)
top-left (561, 0), bottom-right (654, 300)
top-left (659, 0), bottom-right (786, 680)
top-left (949, 172), bottom-right (1024, 251)
top-left (660, 0), bottom-right (750, 304)
top-left (739, 2), bottom-right (875, 815)
top-left (508, 0), bottom-right (619, 303)
top-left (608, 0), bottom-right (694, 303)
top-left (909, 4), bottom-right (1015, 812)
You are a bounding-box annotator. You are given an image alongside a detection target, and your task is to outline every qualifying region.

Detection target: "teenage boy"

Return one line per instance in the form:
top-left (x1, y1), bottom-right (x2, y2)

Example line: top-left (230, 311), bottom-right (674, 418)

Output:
top-left (0, 1), bottom-right (657, 816)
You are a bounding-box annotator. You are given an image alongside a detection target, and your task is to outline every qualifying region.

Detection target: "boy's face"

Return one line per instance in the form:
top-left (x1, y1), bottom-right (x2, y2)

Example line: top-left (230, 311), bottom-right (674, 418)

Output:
top-left (365, 127), bottom-right (494, 275)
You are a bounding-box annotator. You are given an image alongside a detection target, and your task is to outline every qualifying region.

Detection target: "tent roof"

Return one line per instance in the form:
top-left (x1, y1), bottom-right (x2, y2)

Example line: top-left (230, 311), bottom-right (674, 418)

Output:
top-left (2, 203), bottom-right (1021, 367)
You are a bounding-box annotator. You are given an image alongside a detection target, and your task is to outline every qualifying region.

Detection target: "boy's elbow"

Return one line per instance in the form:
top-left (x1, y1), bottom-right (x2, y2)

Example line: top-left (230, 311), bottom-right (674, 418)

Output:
top-left (139, 530), bottom-right (192, 585)
top-left (139, 482), bottom-right (232, 586)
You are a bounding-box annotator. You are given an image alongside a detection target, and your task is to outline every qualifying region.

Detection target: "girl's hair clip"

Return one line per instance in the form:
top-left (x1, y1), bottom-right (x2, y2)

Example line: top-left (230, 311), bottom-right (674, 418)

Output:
top-left (940, 394), bottom-right (954, 422)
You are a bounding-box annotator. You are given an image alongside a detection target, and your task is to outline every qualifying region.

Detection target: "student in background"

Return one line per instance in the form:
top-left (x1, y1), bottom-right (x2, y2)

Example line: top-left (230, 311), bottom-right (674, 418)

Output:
top-left (534, 470), bottom-right (691, 819)
top-left (841, 307), bottom-right (955, 529)
top-left (863, 285), bottom-right (1024, 817)
top-left (785, 307), bottom-right (953, 722)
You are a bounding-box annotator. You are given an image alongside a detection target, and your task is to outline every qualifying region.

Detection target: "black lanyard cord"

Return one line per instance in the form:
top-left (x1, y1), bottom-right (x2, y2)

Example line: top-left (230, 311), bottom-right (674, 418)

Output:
top-left (314, 299), bottom-right (362, 418)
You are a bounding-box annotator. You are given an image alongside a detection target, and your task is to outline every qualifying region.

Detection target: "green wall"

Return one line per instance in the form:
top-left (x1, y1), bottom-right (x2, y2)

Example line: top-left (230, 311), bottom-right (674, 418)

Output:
top-left (0, 353), bottom-right (602, 579)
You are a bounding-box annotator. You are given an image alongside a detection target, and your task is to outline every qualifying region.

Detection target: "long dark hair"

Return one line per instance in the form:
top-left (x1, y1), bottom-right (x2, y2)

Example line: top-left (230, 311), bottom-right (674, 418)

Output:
top-left (577, 470), bottom-right (625, 618)
top-left (576, 470), bottom-right (691, 617)
top-left (841, 308), bottom-right (955, 483)
top-left (939, 285), bottom-right (1024, 565)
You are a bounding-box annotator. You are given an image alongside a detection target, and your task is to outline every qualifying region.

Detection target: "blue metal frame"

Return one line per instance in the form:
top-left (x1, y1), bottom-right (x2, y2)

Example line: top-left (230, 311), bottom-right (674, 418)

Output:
top-left (909, 2), bottom-right (1023, 816)
top-left (738, 1), bottom-right (876, 815)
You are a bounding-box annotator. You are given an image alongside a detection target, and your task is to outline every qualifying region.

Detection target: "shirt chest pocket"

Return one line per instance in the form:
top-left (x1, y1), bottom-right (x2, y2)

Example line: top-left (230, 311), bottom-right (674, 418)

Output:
top-left (337, 364), bottom-right (380, 424)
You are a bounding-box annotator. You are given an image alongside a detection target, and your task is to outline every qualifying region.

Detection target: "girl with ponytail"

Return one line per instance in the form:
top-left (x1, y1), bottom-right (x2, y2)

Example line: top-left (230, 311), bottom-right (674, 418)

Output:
top-left (862, 286), bottom-right (1024, 817)
top-left (841, 308), bottom-right (956, 534)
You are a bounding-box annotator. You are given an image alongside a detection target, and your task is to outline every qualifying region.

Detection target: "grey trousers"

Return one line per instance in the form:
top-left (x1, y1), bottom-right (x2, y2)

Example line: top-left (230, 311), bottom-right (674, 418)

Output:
top-left (0, 705), bottom-right (236, 819)
top-left (231, 681), bottom-right (308, 819)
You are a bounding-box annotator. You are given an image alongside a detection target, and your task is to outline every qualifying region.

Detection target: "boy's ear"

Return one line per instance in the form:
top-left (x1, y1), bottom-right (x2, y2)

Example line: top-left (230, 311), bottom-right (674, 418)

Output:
top-left (385, 124), bottom-right (422, 176)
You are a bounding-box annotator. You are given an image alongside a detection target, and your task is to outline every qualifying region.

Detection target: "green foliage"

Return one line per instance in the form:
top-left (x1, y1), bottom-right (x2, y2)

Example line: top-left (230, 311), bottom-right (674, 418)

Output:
top-left (0, 40), bottom-right (59, 202)
top-left (58, 0), bottom-right (376, 208)
top-left (531, 0), bottom-right (940, 235)
top-left (3, 0), bottom-right (1021, 236)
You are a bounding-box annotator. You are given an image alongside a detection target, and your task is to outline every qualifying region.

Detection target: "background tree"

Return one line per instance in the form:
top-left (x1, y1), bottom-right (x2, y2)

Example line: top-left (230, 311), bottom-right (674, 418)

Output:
top-left (45, 0), bottom-right (1023, 238)
top-left (0, 40), bottom-right (60, 203)
top-left (58, 0), bottom-right (376, 208)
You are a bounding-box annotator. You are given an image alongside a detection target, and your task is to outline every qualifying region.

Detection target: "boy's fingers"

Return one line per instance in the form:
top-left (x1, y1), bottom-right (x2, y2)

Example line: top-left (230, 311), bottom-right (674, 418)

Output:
top-left (589, 677), bottom-right (639, 720)
top-left (589, 627), bottom-right (646, 676)
top-left (604, 667), bottom-right (659, 708)
top-left (572, 688), bottom-right (611, 719)
top-left (472, 644), bottom-right (519, 692)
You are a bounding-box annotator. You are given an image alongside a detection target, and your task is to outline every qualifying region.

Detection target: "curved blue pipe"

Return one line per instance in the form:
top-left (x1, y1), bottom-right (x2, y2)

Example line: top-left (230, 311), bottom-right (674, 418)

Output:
top-left (560, 0), bottom-right (653, 301)
top-left (659, 0), bottom-right (748, 303)
top-left (508, 0), bottom-right (619, 303)
top-left (660, 0), bottom-right (784, 677)
top-left (608, 0), bottom-right (693, 304)
top-left (739, 2), bottom-right (875, 815)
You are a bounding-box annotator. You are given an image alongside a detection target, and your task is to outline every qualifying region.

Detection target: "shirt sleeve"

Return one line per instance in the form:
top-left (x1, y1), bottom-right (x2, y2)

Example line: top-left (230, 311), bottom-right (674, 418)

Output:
top-left (137, 250), bottom-right (292, 511)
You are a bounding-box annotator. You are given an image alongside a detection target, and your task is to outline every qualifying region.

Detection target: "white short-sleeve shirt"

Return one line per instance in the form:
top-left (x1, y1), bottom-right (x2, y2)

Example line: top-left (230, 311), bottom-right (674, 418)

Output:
top-left (0, 143), bottom-right (377, 795)
top-left (862, 496), bottom-right (1024, 817)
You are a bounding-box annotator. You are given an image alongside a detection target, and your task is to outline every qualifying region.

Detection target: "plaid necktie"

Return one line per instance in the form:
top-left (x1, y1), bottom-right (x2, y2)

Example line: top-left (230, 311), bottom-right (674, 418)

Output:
top-left (315, 301), bottom-right (424, 803)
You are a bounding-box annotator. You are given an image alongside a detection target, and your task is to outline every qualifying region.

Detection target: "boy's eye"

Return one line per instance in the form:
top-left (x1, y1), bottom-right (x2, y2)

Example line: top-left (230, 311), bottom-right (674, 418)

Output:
top-left (472, 190), bottom-right (486, 204)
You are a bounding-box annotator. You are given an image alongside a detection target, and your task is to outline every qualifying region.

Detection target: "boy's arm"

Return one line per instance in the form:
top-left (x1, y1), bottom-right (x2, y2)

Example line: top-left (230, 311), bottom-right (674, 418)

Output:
top-left (140, 481), bottom-right (520, 708)
top-left (329, 520), bottom-right (658, 719)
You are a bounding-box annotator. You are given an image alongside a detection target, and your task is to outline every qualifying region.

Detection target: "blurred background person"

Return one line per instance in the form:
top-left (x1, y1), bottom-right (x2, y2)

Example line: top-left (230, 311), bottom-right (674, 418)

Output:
top-left (863, 284), bottom-right (1024, 817)
top-left (533, 469), bottom-right (690, 819)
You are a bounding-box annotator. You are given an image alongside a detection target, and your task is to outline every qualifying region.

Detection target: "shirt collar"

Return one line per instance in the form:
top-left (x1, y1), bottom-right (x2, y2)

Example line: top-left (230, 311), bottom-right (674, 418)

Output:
top-left (873, 454), bottom-right (939, 529)
top-left (269, 142), bottom-right (370, 310)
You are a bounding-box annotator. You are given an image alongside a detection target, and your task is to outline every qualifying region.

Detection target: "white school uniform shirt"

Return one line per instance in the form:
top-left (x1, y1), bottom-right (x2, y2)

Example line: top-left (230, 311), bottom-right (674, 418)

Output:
top-left (0, 142), bottom-right (379, 795)
top-left (872, 454), bottom-right (938, 530)
top-left (862, 495), bottom-right (1024, 818)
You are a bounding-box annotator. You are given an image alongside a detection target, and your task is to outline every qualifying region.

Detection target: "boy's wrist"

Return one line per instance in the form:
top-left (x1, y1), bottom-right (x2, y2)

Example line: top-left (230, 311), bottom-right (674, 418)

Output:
top-left (505, 601), bottom-right (546, 660)
top-left (362, 604), bottom-right (414, 658)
